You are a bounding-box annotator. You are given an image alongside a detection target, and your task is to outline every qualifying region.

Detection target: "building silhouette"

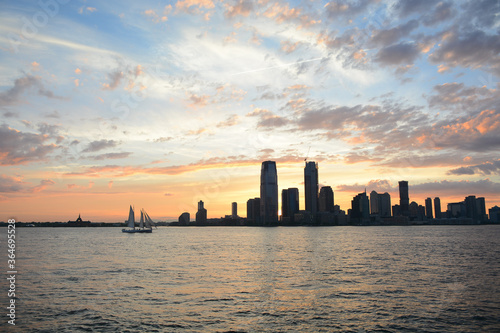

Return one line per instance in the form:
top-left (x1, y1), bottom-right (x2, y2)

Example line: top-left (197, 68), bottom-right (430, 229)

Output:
top-left (196, 200), bottom-right (207, 224)
top-left (399, 181), bottom-right (409, 216)
top-left (232, 202), bottom-right (237, 218)
top-left (351, 191), bottom-right (369, 224)
top-left (319, 186), bottom-right (334, 212)
top-left (282, 188), bottom-right (299, 224)
top-left (490, 206), bottom-right (500, 223)
top-left (434, 197), bottom-right (442, 219)
top-left (178, 212), bottom-right (190, 225)
top-left (370, 190), bottom-right (379, 215)
top-left (425, 197), bottom-right (433, 219)
top-left (379, 192), bottom-right (391, 217)
top-left (260, 161), bottom-right (278, 225)
top-left (246, 198), bottom-right (261, 225)
top-left (304, 161), bottom-right (319, 216)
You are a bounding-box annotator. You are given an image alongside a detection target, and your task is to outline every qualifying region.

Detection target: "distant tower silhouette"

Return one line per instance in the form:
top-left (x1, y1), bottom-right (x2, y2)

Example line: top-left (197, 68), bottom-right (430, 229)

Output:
top-left (196, 200), bottom-right (207, 224)
top-left (232, 202), bottom-right (237, 218)
top-left (399, 181), bottom-right (409, 216)
top-left (304, 161), bottom-right (318, 215)
top-left (260, 161), bottom-right (278, 225)
top-left (434, 197), bottom-right (442, 219)
top-left (425, 197), bottom-right (433, 219)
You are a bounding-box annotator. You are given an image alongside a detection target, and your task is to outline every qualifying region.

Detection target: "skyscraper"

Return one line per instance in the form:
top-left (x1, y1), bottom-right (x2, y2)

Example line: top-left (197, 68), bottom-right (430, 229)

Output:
top-left (247, 197), bottom-right (261, 225)
top-left (370, 190), bottom-right (379, 215)
top-left (434, 197), bottom-right (442, 219)
top-left (282, 188), bottom-right (299, 223)
top-left (260, 161), bottom-right (278, 225)
top-left (304, 161), bottom-right (318, 215)
top-left (281, 189), bottom-right (289, 219)
top-left (232, 202), bottom-right (237, 218)
top-left (399, 181), bottom-right (409, 216)
top-left (196, 200), bottom-right (207, 224)
top-left (319, 186), bottom-right (334, 212)
top-left (379, 192), bottom-right (392, 217)
top-left (351, 191), bottom-right (369, 223)
top-left (425, 197), bottom-right (433, 219)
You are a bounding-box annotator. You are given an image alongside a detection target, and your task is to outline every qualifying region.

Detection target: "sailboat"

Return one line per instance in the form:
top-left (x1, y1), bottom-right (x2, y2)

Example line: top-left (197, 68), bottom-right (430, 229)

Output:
top-left (122, 206), bottom-right (156, 233)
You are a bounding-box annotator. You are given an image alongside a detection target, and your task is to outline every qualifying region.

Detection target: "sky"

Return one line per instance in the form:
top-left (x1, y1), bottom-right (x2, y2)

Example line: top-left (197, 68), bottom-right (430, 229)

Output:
top-left (0, 0), bottom-right (499, 222)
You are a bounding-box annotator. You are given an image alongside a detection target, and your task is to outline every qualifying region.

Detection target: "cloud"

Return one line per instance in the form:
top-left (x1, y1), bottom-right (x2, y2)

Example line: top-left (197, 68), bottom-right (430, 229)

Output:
top-left (420, 109), bottom-right (500, 152)
top-left (281, 41), bottom-right (302, 54)
top-left (462, 0), bottom-right (499, 29)
top-left (0, 175), bottom-right (24, 192)
top-left (324, 0), bottom-right (378, 21)
top-left (81, 139), bottom-right (119, 153)
top-left (33, 179), bottom-right (55, 193)
top-left (447, 160), bottom-right (500, 176)
top-left (0, 74), bottom-right (61, 106)
top-left (0, 125), bottom-right (59, 165)
top-left (187, 93), bottom-right (210, 108)
top-left (144, 5), bottom-right (172, 22)
top-left (154, 137), bottom-right (174, 142)
top-left (336, 179), bottom-right (396, 193)
top-left (225, 0), bottom-right (254, 18)
top-left (393, 0), bottom-right (437, 18)
top-left (101, 70), bottom-right (124, 90)
top-left (369, 20), bottom-right (419, 47)
top-left (216, 114), bottom-right (239, 128)
top-left (375, 42), bottom-right (421, 66)
top-left (410, 179), bottom-right (500, 196)
top-left (176, 0), bottom-right (214, 12)
top-left (262, 2), bottom-right (301, 23)
top-left (428, 29), bottom-right (500, 75)
top-left (89, 152), bottom-right (132, 160)
top-left (422, 1), bottom-right (455, 26)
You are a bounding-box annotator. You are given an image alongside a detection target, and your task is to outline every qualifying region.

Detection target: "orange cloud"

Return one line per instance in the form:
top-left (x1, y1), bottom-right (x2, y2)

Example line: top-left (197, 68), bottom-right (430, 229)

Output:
top-left (263, 2), bottom-right (300, 23)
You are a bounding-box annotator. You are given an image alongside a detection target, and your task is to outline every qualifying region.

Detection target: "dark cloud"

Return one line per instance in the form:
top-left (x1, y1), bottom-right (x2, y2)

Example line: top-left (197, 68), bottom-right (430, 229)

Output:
top-left (0, 74), bottom-right (62, 107)
top-left (411, 179), bottom-right (500, 195)
top-left (0, 124), bottom-right (59, 165)
top-left (423, 1), bottom-right (455, 26)
top-left (428, 29), bottom-right (500, 75)
top-left (393, 0), bottom-right (437, 18)
top-left (447, 160), bottom-right (500, 176)
top-left (370, 20), bottom-right (419, 47)
top-left (427, 82), bottom-right (498, 113)
top-left (375, 42), bottom-right (421, 66)
top-left (324, 0), bottom-right (379, 21)
top-left (462, 0), bottom-right (500, 29)
top-left (82, 139), bottom-right (119, 153)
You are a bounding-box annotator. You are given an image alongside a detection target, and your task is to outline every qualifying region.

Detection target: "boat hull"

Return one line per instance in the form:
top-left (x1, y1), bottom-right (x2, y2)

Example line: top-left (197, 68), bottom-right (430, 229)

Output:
top-left (122, 228), bottom-right (153, 233)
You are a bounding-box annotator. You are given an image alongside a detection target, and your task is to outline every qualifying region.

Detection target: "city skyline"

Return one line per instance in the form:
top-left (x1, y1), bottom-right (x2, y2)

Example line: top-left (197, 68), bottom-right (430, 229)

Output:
top-left (0, 1), bottom-right (499, 222)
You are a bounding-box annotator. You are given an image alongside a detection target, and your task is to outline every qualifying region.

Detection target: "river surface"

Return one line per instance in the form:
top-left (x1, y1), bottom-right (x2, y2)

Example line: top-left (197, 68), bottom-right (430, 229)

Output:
top-left (1, 225), bottom-right (500, 332)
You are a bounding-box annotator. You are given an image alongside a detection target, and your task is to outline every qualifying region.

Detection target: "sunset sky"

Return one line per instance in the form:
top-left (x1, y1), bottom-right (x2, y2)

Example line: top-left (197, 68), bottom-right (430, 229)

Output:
top-left (1, 0), bottom-right (499, 222)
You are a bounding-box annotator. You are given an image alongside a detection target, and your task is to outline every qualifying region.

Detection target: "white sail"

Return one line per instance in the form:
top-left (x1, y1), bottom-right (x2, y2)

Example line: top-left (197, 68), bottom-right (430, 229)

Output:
top-left (144, 211), bottom-right (155, 229)
top-left (139, 210), bottom-right (144, 229)
top-left (127, 205), bottom-right (135, 228)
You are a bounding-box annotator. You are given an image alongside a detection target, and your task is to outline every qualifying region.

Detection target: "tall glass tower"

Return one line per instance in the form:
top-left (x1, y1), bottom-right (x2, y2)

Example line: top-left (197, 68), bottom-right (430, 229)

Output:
top-left (260, 161), bottom-right (278, 225)
top-left (399, 181), bottom-right (409, 216)
top-left (304, 161), bottom-right (318, 215)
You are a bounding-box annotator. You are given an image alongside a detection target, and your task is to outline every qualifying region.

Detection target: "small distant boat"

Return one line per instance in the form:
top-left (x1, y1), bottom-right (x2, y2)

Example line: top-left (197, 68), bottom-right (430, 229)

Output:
top-left (122, 206), bottom-right (156, 233)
